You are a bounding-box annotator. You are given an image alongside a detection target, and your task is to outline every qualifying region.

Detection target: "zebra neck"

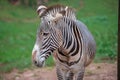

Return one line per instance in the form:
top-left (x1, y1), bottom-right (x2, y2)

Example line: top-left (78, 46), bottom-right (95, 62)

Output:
top-left (60, 22), bottom-right (82, 56)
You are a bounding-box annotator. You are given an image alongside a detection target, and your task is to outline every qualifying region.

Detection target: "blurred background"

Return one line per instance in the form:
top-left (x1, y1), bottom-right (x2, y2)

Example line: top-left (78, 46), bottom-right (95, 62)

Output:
top-left (0, 0), bottom-right (118, 74)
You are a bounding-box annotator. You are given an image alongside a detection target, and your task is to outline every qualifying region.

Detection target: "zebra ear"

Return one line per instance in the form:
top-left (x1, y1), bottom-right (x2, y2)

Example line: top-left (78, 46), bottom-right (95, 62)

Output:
top-left (59, 6), bottom-right (68, 16)
top-left (37, 5), bottom-right (47, 17)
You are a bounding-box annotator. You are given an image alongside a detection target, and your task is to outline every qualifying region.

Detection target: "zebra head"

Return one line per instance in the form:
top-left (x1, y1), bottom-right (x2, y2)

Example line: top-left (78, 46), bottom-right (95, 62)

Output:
top-left (32, 19), bottom-right (63, 67)
top-left (32, 4), bottom-right (77, 67)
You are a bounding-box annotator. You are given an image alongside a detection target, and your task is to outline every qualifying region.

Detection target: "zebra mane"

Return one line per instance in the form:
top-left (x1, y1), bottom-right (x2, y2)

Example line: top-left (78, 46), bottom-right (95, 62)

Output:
top-left (40, 4), bottom-right (76, 21)
top-left (50, 16), bottom-right (77, 29)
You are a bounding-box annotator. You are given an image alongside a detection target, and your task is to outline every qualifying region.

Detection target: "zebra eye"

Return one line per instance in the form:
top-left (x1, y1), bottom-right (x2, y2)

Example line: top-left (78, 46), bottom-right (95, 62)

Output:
top-left (43, 32), bottom-right (49, 36)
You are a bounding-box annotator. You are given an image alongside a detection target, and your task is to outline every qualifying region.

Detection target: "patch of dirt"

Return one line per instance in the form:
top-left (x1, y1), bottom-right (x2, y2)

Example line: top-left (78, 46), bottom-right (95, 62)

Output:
top-left (1, 62), bottom-right (117, 80)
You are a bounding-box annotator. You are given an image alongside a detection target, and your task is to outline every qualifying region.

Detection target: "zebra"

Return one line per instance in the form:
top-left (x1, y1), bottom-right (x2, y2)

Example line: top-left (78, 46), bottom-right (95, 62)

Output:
top-left (32, 5), bottom-right (96, 80)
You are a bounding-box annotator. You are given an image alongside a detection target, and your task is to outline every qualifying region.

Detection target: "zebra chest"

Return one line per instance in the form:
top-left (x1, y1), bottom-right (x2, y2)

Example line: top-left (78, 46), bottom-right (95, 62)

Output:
top-left (53, 50), bottom-right (81, 66)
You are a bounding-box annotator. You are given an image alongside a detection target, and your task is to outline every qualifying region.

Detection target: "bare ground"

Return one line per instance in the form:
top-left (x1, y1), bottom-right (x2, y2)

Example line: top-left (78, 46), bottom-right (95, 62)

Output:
top-left (1, 62), bottom-right (117, 80)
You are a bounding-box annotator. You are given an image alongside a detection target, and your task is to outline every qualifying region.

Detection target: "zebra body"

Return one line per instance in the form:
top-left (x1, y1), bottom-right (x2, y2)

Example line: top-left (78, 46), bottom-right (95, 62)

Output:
top-left (52, 18), bottom-right (96, 80)
top-left (32, 5), bottom-right (96, 80)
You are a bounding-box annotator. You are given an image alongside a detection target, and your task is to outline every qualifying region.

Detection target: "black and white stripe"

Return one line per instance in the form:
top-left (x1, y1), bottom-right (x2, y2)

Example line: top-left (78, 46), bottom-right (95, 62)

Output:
top-left (53, 17), bottom-right (83, 66)
top-left (40, 16), bottom-right (95, 80)
top-left (33, 5), bottom-right (96, 80)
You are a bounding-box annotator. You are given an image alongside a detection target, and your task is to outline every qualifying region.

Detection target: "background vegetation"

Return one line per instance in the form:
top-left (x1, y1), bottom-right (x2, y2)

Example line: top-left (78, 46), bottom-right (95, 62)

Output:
top-left (0, 0), bottom-right (118, 72)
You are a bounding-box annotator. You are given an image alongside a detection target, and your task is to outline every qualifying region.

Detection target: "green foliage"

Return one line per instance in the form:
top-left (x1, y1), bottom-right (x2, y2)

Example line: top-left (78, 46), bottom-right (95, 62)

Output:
top-left (81, 15), bottom-right (117, 61)
top-left (0, 0), bottom-right (118, 72)
top-left (45, 56), bottom-right (55, 67)
top-left (0, 2), bottom-right (38, 72)
top-left (21, 0), bottom-right (37, 7)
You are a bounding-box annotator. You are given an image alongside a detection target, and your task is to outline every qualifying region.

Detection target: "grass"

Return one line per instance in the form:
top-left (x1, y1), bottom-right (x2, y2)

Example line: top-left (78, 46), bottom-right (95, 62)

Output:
top-left (0, 0), bottom-right (118, 72)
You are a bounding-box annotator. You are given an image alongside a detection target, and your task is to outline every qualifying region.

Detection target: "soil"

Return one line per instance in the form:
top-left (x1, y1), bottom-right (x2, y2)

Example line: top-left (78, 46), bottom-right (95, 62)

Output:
top-left (1, 62), bottom-right (117, 80)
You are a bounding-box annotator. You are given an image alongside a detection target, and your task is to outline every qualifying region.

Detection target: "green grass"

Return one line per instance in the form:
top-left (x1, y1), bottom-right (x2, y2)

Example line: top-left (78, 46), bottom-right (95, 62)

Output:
top-left (0, 0), bottom-right (118, 72)
top-left (0, 1), bottom-right (39, 72)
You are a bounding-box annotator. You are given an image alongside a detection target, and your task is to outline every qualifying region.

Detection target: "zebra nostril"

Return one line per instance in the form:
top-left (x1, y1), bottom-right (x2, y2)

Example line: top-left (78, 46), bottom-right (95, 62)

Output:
top-left (34, 60), bottom-right (38, 65)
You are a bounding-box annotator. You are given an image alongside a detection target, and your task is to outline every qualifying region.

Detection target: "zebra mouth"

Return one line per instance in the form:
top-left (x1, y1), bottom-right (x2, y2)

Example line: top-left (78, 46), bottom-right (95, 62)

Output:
top-left (34, 60), bottom-right (45, 67)
top-left (33, 56), bottom-right (45, 67)
top-left (33, 50), bottom-right (52, 67)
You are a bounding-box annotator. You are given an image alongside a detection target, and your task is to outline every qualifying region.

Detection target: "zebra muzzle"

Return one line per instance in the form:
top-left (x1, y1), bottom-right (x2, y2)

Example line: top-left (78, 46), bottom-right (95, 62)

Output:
top-left (32, 51), bottom-right (45, 67)
top-left (34, 56), bottom-right (45, 67)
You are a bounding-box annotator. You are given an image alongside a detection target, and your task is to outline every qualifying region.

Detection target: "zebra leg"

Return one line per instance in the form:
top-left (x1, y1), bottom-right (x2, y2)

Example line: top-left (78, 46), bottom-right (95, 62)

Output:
top-left (56, 68), bottom-right (64, 80)
top-left (56, 67), bottom-right (72, 80)
top-left (77, 71), bottom-right (84, 80)
top-left (74, 69), bottom-right (85, 80)
top-left (66, 71), bottom-right (74, 80)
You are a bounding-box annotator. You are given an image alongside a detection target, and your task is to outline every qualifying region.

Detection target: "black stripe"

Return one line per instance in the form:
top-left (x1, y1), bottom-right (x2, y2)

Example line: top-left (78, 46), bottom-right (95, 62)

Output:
top-left (63, 27), bottom-right (66, 46)
top-left (40, 49), bottom-right (50, 55)
top-left (66, 20), bottom-right (72, 49)
top-left (57, 56), bottom-right (81, 66)
top-left (42, 42), bottom-right (50, 49)
top-left (51, 36), bottom-right (59, 47)
top-left (69, 40), bottom-right (75, 53)
top-left (42, 37), bottom-right (51, 49)
top-left (75, 24), bottom-right (82, 57)
top-left (66, 37), bottom-right (72, 49)
top-left (71, 25), bottom-right (79, 56)
top-left (69, 55), bottom-right (81, 66)
top-left (58, 49), bottom-right (67, 57)
top-left (64, 27), bottom-right (68, 48)
top-left (45, 52), bottom-right (51, 59)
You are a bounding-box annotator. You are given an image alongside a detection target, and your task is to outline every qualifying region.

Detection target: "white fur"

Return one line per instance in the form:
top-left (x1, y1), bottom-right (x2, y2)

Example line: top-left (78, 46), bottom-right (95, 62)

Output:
top-left (32, 44), bottom-right (47, 63)
top-left (39, 57), bottom-right (45, 62)
top-left (32, 44), bottom-right (39, 56)
top-left (65, 6), bottom-right (68, 11)
top-left (37, 5), bottom-right (47, 17)
top-left (37, 5), bottom-right (47, 12)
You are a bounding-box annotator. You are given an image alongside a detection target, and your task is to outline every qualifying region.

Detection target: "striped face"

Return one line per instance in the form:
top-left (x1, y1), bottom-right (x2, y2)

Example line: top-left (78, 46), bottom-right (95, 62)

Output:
top-left (32, 22), bottom-right (62, 67)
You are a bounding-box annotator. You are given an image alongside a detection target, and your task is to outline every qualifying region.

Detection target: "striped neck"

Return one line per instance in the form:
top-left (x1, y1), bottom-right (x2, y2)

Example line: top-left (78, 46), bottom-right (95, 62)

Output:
top-left (58, 17), bottom-right (82, 56)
